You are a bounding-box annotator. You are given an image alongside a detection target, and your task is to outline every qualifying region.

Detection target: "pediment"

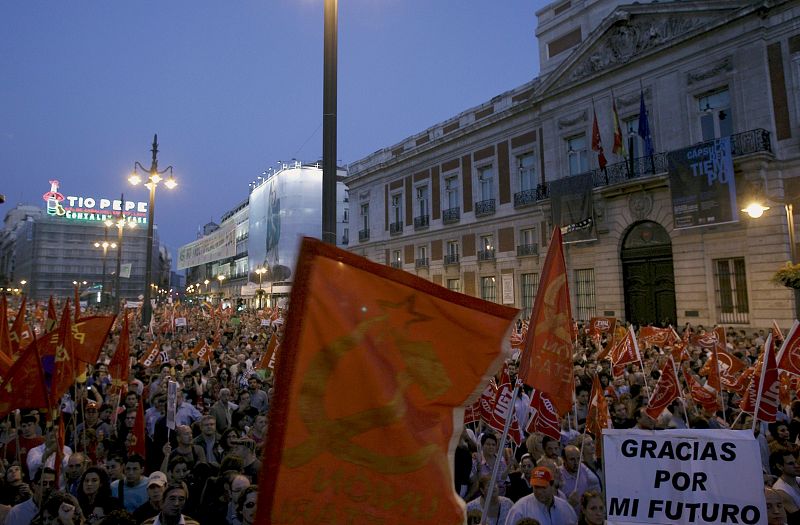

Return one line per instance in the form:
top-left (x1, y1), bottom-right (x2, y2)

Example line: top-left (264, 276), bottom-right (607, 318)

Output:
top-left (541, 1), bottom-right (752, 93)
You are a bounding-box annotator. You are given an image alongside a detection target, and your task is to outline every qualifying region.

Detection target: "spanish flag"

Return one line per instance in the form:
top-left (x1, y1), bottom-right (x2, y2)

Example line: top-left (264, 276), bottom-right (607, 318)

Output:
top-left (257, 238), bottom-right (516, 525)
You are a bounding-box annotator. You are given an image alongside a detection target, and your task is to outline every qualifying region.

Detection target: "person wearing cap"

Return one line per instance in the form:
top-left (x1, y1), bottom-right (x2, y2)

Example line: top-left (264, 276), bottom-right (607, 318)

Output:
top-left (504, 466), bottom-right (577, 525)
top-left (132, 471), bottom-right (168, 523)
top-left (72, 401), bottom-right (112, 450)
top-left (141, 481), bottom-right (200, 525)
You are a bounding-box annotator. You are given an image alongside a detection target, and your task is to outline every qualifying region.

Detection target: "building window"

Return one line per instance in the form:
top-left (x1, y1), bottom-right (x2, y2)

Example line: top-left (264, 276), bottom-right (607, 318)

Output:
top-left (445, 240), bottom-right (460, 264)
top-left (416, 186), bottom-right (429, 218)
top-left (360, 203), bottom-right (369, 231)
top-left (477, 165), bottom-right (494, 201)
top-left (714, 257), bottom-right (749, 324)
top-left (521, 273), bottom-right (539, 320)
top-left (517, 153), bottom-right (536, 192)
top-left (624, 117), bottom-right (641, 159)
top-left (342, 228), bottom-right (349, 245)
top-left (343, 208), bottom-right (349, 223)
top-left (481, 276), bottom-right (497, 302)
top-left (447, 278), bottom-right (461, 292)
top-left (698, 89), bottom-right (733, 141)
top-left (567, 135), bottom-right (588, 175)
top-left (479, 234), bottom-right (495, 261)
top-left (391, 250), bottom-right (402, 268)
top-left (391, 193), bottom-right (403, 225)
top-left (416, 245), bottom-right (428, 268)
top-left (444, 174), bottom-right (459, 210)
top-left (573, 268), bottom-right (596, 321)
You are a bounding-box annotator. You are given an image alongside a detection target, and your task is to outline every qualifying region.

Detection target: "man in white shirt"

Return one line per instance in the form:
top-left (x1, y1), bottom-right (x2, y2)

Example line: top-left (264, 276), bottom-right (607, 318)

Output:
top-left (504, 466), bottom-right (577, 525)
top-left (558, 445), bottom-right (601, 510)
top-left (26, 427), bottom-right (72, 478)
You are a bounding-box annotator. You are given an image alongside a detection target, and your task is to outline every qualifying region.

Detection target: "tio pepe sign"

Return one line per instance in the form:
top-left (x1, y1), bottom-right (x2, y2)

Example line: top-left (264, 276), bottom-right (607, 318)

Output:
top-left (42, 180), bottom-right (148, 224)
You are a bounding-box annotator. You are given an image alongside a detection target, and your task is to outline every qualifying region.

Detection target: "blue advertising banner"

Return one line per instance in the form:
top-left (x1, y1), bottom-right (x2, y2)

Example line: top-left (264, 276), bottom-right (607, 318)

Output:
top-left (668, 137), bottom-right (737, 229)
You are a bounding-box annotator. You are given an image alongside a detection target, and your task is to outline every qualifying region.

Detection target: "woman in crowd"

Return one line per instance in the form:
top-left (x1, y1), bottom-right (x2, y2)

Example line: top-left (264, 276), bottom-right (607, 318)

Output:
top-left (466, 475), bottom-right (513, 525)
top-left (578, 491), bottom-right (605, 525)
top-left (76, 467), bottom-right (120, 524)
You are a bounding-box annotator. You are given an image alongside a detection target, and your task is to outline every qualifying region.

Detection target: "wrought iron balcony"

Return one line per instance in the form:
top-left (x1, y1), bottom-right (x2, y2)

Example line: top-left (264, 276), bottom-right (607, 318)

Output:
top-left (415, 258), bottom-right (429, 268)
top-left (358, 229), bottom-right (370, 242)
top-left (517, 243), bottom-right (538, 257)
top-left (444, 254), bottom-right (460, 265)
top-left (390, 261), bottom-right (402, 269)
top-left (475, 199), bottom-right (496, 217)
top-left (443, 207), bottom-right (460, 224)
top-left (478, 249), bottom-right (496, 261)
top-left (390, 222), bottom-right (403, 235)
top-left (414, 215), bottom-right (430, 230)
top-left (514, 189), bottom-right (538, 208)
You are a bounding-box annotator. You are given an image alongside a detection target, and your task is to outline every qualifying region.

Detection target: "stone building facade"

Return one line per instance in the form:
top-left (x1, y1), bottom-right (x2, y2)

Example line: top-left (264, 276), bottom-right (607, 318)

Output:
top-left (345, 0), bottom-right (800, 328)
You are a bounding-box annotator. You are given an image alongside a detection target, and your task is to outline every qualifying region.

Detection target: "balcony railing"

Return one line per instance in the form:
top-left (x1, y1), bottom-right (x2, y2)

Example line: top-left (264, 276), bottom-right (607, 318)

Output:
top-left (533, 129), bottom-right (773, 202)
top-left (390, 261), bottom-right (402, 269)
top-left (478, 249), bottom-right (496, 261)
top-left (517, 243), bottom-right (539, 257)
top-left (443, 207), bottom-right (460, 224)
top-left (514, 188), bottom-right (538, 208)
top-left (475, 199), bottom-right (496, 217)
top-left (414, 215), bottom-right (430, 230)
top-left (359, 229), bottom-right (370, 242)
top-left (415, 258), bottom-right (429, 268)
top-left (444, 254), bottom-right (460, 265)
top-left (390, 222), bottom-right (403, 235)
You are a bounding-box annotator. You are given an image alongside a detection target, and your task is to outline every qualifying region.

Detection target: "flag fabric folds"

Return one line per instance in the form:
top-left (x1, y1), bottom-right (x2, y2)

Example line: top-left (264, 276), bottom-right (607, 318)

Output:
top-left (128, 400), bottom-right (147, 458)
top-left (612, 96), bottom-right (626, 157)
top-left (46, 296), bottom-right (58, 333)
top-left (683, 367), bottom-right (720, 413)
top-left (740, 334), bottom-right (779, 424)
top-left (645, 357), bottom-right (680, 420)
top-left (637, 89), bottom-right (654, 157)
top-left (518, 227), bottom-right (574, 415)
top-left (610, 326), bottom-right (641, 377)
top-left (0, 335), bottom-right (49, 417)
top-left (0, 296), bottom-right (13, 373)
top-left (257, 238), bottom-right (516, 525)
top-left (109, 314), bottom-right (130, 388)
top-left (586, 375), bottom-right (611, 447)
top-left (591, 109), bottom-right (607, 169)
top-left (50, 303), bottom-right (77, 406)
top-left (526, 389), bottom-right (561, 441)
top-left (777, 320), bottom-right (800, 376)
top-left (484, 366), bottom-right (523, 446)
top-left (9, 296), bottom-right (31, 356)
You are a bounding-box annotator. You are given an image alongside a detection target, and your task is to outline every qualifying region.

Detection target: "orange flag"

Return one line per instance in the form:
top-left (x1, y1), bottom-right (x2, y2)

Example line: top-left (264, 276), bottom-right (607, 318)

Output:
top-left (257, 238), bottom-right (516, 525)
top-left (518, 228), bottom-right (574, 414)
top-left (639, 326), bottom-right (677, 349)
top-left (50, 303), bottom-right (77, 406)
top-left (683, 366), bottom-right (720, 412)
top-left (259, 334), bottom-right (279, 370)
top-left (138, 341), bottom-right (161, 368)
top-left (71, 316), bottom-right (115, 364)
top-left (777, 320), bottom-right (800, 376)
top-left (46, 296), bottom-right (58, 333)
top-left (9, 296), bottom-right (32, 356)
top-left (740, 334), bottom-right (779, 423)
top-left (645, 357), bottom-right (680, 420)
top-left (610, 326), bottom-right (641, 377)
top-left (0, 334), bottom-right (50, 417)
top-left (127, 399), bottom-right (147, 458)
top-left (0, 296), bottom-right (13, 371)
top-left (586, 374), bottom-right (611, 457)
top-left (109, 314), bottom-right (130, 388)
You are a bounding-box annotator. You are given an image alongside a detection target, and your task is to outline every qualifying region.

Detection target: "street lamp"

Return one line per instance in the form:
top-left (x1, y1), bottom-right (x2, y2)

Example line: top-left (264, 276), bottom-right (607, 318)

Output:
top-left (19, 280), bottom-right (27, 295)
top-left (93, 241), bottom-right (117, 308)
top-left (129, 134), bottom-right (177, 327)
top-left (743, 197), bottom-right (799, 317)
top-left (255, 267), bottom-right (267, 309)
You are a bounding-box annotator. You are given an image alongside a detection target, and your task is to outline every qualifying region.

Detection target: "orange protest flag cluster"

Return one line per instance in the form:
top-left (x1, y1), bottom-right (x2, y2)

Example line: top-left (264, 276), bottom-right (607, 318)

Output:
top-left (518, 228), bottom-right (574, 415)
top-left (257, 238), bottom-right (516, 525)
top-left (645, 357), bottom-right (681, 420)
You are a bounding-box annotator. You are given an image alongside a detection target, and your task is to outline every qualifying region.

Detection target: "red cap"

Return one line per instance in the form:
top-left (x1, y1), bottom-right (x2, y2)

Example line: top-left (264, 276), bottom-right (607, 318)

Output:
top-left (530, 466), bottom-right (553, 487)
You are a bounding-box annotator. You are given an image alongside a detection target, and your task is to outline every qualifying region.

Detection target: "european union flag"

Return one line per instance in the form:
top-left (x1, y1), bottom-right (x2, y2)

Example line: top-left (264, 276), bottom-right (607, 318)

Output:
top-left (638, 89), bottom-right (654, 157)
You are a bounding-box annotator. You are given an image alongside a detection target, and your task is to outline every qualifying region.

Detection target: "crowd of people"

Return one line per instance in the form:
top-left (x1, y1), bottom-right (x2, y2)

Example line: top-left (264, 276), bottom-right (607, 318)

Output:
top-left (0, 294), bottom-right (794, 525)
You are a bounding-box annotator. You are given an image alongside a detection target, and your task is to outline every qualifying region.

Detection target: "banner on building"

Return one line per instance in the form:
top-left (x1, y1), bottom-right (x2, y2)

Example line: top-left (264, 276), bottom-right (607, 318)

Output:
top-left (603, 429), bottom-right (766, 525)
top-left (177, 221), bottom-right (237, 270)
top-left (120, 263), bottom-right (132, 278)
top-left (668, 137), bottom-right (737, 229)
top-left (549, 172), bottom-right (596, 243)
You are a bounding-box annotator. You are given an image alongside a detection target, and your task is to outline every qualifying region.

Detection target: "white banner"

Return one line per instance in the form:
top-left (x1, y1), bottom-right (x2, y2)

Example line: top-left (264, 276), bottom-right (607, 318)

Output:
top-left (120, 263), bottom-right (132, 279)
top-left (166, 380), bottom-right (178, 430)
top-left (177, 221), bottom-right (237, 270)
top-left (174, 317), bottom-right (187, 327)
top-left (603, 429), bottom-right (766, 525)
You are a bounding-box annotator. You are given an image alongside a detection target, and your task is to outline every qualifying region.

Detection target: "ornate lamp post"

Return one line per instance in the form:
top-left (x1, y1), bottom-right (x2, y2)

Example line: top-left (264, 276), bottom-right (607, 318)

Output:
top-left (255, 267), bottom-right (267, 309)
top-left (217, 274), bottom-right (226, 304)
top-left (128, 135), bottom-right (177, 327)
top-left (93, 240), bottom-right (117, 308)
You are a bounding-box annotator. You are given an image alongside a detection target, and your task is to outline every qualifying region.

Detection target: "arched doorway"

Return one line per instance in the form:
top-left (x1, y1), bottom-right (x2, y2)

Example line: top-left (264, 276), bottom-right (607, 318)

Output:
top-left (621, 221), bottom-right (677, 327)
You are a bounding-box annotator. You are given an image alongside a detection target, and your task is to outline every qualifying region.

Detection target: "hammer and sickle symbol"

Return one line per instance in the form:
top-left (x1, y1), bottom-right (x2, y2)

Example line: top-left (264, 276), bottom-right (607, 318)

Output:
top-left (283, 311), bottom-right (451, 474)
top-left (534, 273), bottom-right (571, 344)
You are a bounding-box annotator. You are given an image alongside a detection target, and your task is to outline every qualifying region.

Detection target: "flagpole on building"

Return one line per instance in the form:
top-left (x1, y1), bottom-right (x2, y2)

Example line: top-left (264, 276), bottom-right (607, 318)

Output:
top-left (751, 335), bottom-right (772, 432)
top-left (480, 382), bottom-right (521, 525)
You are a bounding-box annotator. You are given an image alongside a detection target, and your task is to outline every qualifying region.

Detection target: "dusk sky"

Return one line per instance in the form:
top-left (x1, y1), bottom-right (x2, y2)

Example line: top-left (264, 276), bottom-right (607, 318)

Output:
top-left (1, 0), bottom-right (547, 257)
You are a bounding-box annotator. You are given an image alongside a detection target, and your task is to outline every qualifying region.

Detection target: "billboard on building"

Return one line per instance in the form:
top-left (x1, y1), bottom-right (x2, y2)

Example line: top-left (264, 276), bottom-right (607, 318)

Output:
top-left (177, 221), bottom-right (236, 270)
top-left (549, 172), bottom-right (596, 243)
top-left (248, 167), bottom-right (323, 283)
top-left (668, 137), bottom-right (738, 229)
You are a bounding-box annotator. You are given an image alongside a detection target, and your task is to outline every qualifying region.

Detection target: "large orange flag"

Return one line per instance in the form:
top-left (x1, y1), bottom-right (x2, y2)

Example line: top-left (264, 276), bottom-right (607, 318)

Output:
top-left (518, 227), bottom-right (574, 415)
top-left (71, 316), bottom-right (115, 364)
top-left (50, 303), bottom-right (77, 406)
top-left (0, 334), bottom-right (49, 417)
top-left (257, 238), bottom-right (516, 525)
top-left (586, 374), bottom-right (611, 457)
top-left (0, 296), bottom-right (13, 372)
top-left (108, 314), bottom-right (130, 388)
top-left (9, 297), bottom-right (32, 356)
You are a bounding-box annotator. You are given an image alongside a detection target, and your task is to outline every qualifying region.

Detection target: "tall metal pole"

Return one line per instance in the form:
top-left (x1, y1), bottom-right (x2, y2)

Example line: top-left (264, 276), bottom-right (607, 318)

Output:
top-left (322, 0), bottom-right (338, 245)
top-left (142, 136), bottom-right (159, 327)
top-left (100, 228), bottom-right (109, 308)
top-left (114, 194), bottom-right (124, 316)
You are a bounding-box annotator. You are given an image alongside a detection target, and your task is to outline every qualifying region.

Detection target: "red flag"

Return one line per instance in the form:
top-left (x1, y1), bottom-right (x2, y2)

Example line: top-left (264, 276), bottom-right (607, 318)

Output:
top-left (257, 238), bottom-right (516, 525)
top-left (108, 314), bottom-right (130, 388)
top-left (0, 334), bottom-right (50, 418)
top-left (53, 417), bottom-right (66, 483)
top-left (639, 326), bottom-right (677, 349)
top-left (683, 367), bottom-right (720, 412)
top-left (740, 334), bottom-right (779, 423)
top-left (518, 228), bottom-right (574, 414)
top-left (127, 399), bottom-right (146, 458)
top-left (612, 96), bottom-right (626, 157)
top-left (464, 398), bottom-right (481, 426)
top-left (46, 296), bottom-right (58, 333)
top-left (0, 296), bottom-right (13, 373)
top-left (258, 335), bottom-right (279, 371)
top-left (526, 389), bottom-right (561, 441)
top-left (485, 366), bottom-right (523, 445)
top-left (722, 366), bottom-right (753, 396)
top-left (591, 109), bottom-right (607, 169)
top-left (479, 380), bottom-right (497, 424)
top-left (138, 341), bottom-right (161, 368)
top-left (49, 303), bottom-right (79, 406)
top-left (9, 297), bottom-right (32, 356)
top-left (645, 358), bottom-right (680, 419)
top-left (71, 316), bottom-right (115, 365)
top-left (586, 374), bottom-right (611, 442)
top-left (777, 320), bottom-right (800, 376)
top-left (610, 326), bottom-right (641, 377)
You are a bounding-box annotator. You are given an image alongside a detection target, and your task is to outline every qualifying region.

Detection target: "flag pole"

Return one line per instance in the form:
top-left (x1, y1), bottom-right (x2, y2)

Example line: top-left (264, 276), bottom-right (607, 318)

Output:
top-left (673, 358), bottom-right (691, 428)
top-left (480, 382), bottom-right (520, 525)
top-left (751, 334), bottom-right (772, 432)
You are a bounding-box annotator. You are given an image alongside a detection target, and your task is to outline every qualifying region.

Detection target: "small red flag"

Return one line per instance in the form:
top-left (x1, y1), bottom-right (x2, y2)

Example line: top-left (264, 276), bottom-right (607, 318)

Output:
top-left (639, 326), bottom-right (678, 349)
top-left (526, 389), bottom-right (561, 441)
top-left (586, 374), bottom-right (611, 441)
top-left (610, 326), bottom-right (641, 377)
top-left (108, 314), bottom-right (130, 388)
top-left (9, 296), bottom-right (32, 356)
top-left (50, 303), bottom-right (77, 406)
top-left (485, 366), bottom-right (523, 445)
top-left (127, 399), bottom-right (146, 459)
top-left (683, 367), bottom-right (720, 413)
top-left (645, 357), bottom-right (681, 420)
top-left (46, 296), bottom-right (58, 333)
top-left (740, 334), bottom-right (779, 424)
top-left (518, 228), bottom-right (574, 414)
top-left (591, 109), bottom-right (607, 169)
top-left (138, 341), bottom-right (161, 368)
top-left (777, 320), bottom-right (800, 376)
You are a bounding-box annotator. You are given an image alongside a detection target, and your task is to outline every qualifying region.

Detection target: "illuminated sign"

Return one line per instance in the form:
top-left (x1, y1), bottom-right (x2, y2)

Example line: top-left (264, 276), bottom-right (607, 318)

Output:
top-left (42, 180), bottom-right (148, 224)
